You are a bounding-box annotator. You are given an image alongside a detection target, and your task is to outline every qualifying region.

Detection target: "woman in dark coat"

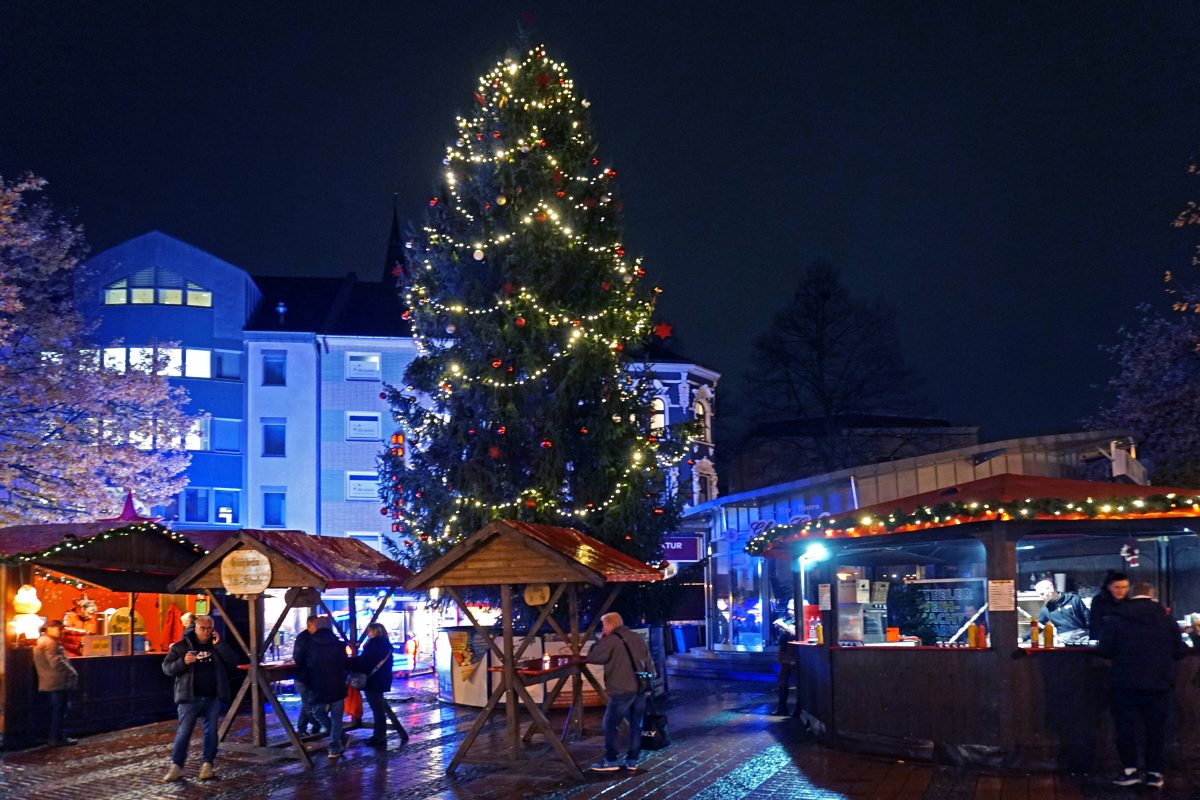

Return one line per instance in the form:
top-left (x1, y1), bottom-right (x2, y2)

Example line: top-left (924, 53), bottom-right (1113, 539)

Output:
top-left (1089, 571), bottom-right (1130, 642)
top-left (356, 623), bottom-right (394, 746)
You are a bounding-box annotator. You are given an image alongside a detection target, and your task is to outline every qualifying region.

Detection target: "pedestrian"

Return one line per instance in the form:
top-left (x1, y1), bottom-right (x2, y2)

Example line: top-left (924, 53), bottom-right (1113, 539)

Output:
top-left (294, 616), bottom-right (349, 759)
top-left (1097, 581), bottom-right (1187, 790)
top-left (356, 622), bottom-right (394, 747)
top-left (33, 619), bottom-right (79, 747)
top-left (1088, 571), bottom-right (1129, 642)
top-left (292, 615), bottom-right (322, 736)
top-left (579, 612), bottom-right (653, 771)
top-left (772, 599), bottom-right (797, 715)
top-left (161, 614), bottom-right (237, 782)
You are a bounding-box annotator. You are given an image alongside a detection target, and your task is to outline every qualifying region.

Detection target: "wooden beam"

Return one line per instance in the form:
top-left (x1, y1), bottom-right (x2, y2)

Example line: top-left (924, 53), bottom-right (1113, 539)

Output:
top-left (205, 590), bottom-right (251, 658)
top-left (218, 669), bottom-right (252, 741)
top-left (447, 682), bottom-right (506, 773)
top-left (259, 593), bottom-right (297, 655)
top-left (317, 598), bottom-right (350, 643)
top-left (357, 588), bottom-right (394, 646)
top-left (501, 583), bottom-right (519, 762)
top-left (580, 585), bottom-right (621, 642)
top-left (514, 582), bottom-right (567, 660)
top-left (512, 675), bottom-right (583, 778)
top-left (444, 587), bottom-right (505, 663)
top-left (255, 669), bottom-right (312, 768)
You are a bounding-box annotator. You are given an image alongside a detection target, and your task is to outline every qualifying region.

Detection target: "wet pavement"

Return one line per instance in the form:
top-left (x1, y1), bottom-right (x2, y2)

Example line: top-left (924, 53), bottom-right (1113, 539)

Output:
top-left (1, 674), bottom-right (1197, 799)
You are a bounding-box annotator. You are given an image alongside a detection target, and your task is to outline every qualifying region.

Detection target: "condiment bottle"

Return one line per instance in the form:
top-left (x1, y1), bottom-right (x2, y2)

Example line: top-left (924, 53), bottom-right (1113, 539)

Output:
top-left (967, 622), bottom-right (977, 648)
top-left (815, 621), bottom-right (824, 645)
top-left (976, 622), bottom-right (987, 649)
top-left (1030, 620), bottom-right (1039, 649)
top-left (1043, 621), bottom-right (1055, 649)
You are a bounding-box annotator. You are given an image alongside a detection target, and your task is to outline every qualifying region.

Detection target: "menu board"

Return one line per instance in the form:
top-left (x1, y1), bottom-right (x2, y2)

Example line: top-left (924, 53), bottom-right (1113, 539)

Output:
top-left (987, 580), bottom-right (1016, 612)
top-left (912, 579), bottom-right (986, 640)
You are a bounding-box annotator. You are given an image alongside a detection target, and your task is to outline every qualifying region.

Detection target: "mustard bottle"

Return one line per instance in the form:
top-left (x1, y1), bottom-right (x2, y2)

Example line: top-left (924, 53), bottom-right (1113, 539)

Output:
top-left (1030, 619), bottom-right (1039, 649)
top-left (1043, 621), bottom-right (1055, 649)
top-left (967, 622), bottom-right (977, 648)
top-left (815, 621), bottom-right (824, 645)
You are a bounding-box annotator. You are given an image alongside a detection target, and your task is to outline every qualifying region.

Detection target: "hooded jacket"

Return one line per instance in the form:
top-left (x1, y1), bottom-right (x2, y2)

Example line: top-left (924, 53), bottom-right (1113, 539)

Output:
top-left (162, 630), bottom-right (237, 704)
top-left (1096, 597), bottom-right (1188, 691)
top-left (293, 628), bottom-right (348, 704)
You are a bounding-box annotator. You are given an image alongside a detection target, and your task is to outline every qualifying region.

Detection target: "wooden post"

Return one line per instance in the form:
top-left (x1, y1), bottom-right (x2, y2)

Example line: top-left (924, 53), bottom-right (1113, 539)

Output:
top-left (347, 588), bottom-right (358, 646)
top-left (568, 583), bottom-right (583, 738)
top-left (248, 594), bottom-right (265, 747)
top-left (500, 583), bottom-right (519, 762)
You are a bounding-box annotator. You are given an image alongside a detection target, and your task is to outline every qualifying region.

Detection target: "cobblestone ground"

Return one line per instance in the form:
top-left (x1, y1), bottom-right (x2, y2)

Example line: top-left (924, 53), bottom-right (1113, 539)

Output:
top-left (1, 675), bottom-right (1197, 800)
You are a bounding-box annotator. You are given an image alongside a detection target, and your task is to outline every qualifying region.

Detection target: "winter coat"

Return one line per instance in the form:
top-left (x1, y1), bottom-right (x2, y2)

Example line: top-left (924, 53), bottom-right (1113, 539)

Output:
top-left (162, 631), bottom-right (237, 704)
top-left (1097, 598), bottom-right (1188, 691)
top-left (33, 634), bottom-right (78, 692)
top-left (355, 635), bottom-right (394, 694)
top-left (294, 628), bottom-right (348, 704)
top-left (292, 629), bottom-right (312, 685)
top-left (585, 626), bottom-right (653, 696)
top-left (1088, 589), bottom-right (1121, 641)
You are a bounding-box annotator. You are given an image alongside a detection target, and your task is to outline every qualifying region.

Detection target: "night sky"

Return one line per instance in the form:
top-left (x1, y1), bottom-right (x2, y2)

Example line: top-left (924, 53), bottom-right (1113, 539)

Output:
top-left (3, 3), bottom-right (1198, 442)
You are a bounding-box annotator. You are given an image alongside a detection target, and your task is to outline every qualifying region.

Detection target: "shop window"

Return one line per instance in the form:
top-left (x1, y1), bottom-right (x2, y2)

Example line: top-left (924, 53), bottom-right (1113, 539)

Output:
top-left (710, 524), bottom-right (765, 650)
top-left (833, 537), bottom-right (987, 646)
top-left (214, 489), bottom-right (240, 524)
top-left (262, 350), bottom-right (287, 386)
top-left (346, 471), bottom-right (379, 501)
top-left (346, 352), bottom-right (381, 381)
top-left (184, 487), bottom-right (210, 523)
top-left (263, 490), bottom-right (286, 527)
top-left (214, 350), bottom-right (242, 381)
top-left (184, 349), bottom-right (211, 378)
top-left (212, 418), bottom-right (241, 453)
top-left (346, 412), bottom-right (382, 441)
top-left (262, 418), bottom-right (286, 457)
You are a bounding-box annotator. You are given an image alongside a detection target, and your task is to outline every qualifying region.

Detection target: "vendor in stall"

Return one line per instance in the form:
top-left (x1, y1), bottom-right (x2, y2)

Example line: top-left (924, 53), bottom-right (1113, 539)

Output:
top-left (61, 594), bottom-right (99, 657)
top-left (1034, 578), bottom-right (1090, 645)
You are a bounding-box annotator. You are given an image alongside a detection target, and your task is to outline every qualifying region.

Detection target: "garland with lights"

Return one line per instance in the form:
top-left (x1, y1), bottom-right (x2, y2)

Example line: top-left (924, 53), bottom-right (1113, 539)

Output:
top-left (380, 44), bottom-right (687, 572)
top-left (1, 521), bottom-right (209, 564)
top-left (744, 493), bottom-right (1200, 556)
top-left (34, 567), bottom-right (96, 589)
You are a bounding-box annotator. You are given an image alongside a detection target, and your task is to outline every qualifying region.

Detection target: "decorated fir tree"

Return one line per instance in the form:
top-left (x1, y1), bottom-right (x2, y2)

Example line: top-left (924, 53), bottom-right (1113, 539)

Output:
top-left (380, 45), bottom-right (685, 577)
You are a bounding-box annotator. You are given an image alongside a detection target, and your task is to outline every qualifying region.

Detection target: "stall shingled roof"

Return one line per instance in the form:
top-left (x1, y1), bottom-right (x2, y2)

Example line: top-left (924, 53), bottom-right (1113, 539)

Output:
top-left (757, 473), bottom-right (1200, 557)
top-left (168, 530), bottom-right (413, 592)
top-left (405, 519), bottom-right (664, 590)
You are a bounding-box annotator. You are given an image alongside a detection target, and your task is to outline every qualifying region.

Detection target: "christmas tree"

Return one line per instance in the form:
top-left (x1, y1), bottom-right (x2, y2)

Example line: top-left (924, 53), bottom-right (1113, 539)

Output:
top-left (380, 45), bottom-right (685, 576)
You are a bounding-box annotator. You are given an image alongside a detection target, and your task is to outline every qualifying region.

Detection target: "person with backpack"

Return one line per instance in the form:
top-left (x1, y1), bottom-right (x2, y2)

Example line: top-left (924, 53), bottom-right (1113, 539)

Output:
top-left (580, 612), bottom-right (653, 772)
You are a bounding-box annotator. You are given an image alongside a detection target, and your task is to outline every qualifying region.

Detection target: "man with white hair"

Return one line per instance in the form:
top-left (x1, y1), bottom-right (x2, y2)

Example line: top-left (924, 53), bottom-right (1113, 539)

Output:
top-left (580, 612), bottom-right (654, 772)
top-left (1033, 577), bottom-right (1090, 645)
top-left (161, 614), bottom-right (236, 782)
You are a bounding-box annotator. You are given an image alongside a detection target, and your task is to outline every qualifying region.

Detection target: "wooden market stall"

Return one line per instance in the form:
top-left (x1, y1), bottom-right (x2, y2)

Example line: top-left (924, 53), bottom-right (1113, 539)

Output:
top-left (167, 529), bottom-right (414, 766)
top-left (404, 519), bottom-right (664, 780)
top-left (0, 517), bottom-right (210, 748)
top-left (758, 474), bottom-right (1200, 771)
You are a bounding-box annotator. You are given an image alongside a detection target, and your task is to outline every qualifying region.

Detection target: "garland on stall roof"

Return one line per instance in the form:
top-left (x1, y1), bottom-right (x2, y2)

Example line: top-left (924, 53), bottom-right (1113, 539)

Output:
top-left (2, 522), bottom-right (209, 564)
top-left (743, 492), bottom-right (1200, 556)
top-left (34, 567), bottom-right (97, 589)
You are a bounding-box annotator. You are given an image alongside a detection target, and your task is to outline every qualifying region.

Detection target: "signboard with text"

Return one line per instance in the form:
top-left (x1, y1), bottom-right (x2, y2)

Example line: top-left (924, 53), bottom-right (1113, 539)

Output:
top-left (662, 535), bottom-right (703, 563)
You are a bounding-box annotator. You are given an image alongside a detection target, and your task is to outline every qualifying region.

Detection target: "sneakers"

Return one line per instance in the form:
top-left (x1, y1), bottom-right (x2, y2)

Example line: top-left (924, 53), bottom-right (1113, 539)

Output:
top-left (162, 764), bottom-right (183, 782)
top-left (49, 737), bottom-right (78, 747)
top-left (198, 762), bottom-right (215, 781)
top-left (328, 750), bottom-right (342, 760)
top-left (1112, 767), bottom-right (1141, 787)
top-left (590, 759), bottom-right (622, 772)
top-left (1144, 771), bottom-right (1164, 789)
top-left (624, 757), bottom-right (639, 770)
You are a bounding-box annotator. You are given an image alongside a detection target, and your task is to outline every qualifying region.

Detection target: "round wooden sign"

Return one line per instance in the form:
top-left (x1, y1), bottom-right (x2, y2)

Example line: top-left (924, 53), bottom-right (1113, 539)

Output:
top-left (523, 583), bottom-right (551, 606)
top-left (220, 549), bottom-right (272, 595)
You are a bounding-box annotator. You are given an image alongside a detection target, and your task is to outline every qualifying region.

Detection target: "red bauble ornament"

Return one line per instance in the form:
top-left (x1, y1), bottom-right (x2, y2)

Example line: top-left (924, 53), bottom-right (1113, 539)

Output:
top-left (615, 343), bottom-right (624, 351)
top-left (491, 359), bottom-right (503, 369)
top-left (492, 131), bottom-right (502, 138)
top-left (583, 198), bottom-right (597, 208)
top-left (616, 247), bottom-right (626, 257)
top-left (380, 508), bottom-right (389, 515)
top-left (579, 426), bottom-right (589, 435)
top-left (475, 133), bottom-right (484, 141)
top-left (401, 310), bottom-right (411, 319)
top-left (404, 540), bottom-right (413, 547)
top-left (391, 265), bottom-right (404, 277)
top-left (601, 281), bottom-right (611, 291)
top-left (552, 169), bottom-right (563, 185)
top-left (525, 499), bottom-right (537, 508)
top-left (501, 281), bottom-right (515, 296)
top-left (540, 439), bottom-right (553, 448)
top-left (536, 72), bottom-right (551, 88)
top-left (591, 157), bottom-right (600, 165)
top-left (428, 197), bottom-right (439, 206)
top-left (535, 212), bottom-right (548, 222)
top-left (556, 190), bottom-right (565, 197)
top-left (488, 446), bottom-right (502, 459)
top-left (515, 317), bottom-right (526, 328)
top-left (379, 391), bottom-right (388, 400)
top-left (497, 426), bottom-right (506, 435)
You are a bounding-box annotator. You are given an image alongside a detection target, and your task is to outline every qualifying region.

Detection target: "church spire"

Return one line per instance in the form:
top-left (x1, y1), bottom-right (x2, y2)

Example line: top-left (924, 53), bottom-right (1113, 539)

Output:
top-left (383, 193), bottom-right (405, 287)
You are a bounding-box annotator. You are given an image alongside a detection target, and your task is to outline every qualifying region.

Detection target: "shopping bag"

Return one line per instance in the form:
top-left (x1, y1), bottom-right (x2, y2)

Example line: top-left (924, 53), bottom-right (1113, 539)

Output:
top-left (345, 685), bottom-right (363, 719)
top-left (641, 709), bottom-right (670, 751)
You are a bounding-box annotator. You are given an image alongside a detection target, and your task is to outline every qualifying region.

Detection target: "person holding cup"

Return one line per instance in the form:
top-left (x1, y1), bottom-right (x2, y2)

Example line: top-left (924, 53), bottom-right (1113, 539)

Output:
top-left (161, 614), bottom-right (237, 782)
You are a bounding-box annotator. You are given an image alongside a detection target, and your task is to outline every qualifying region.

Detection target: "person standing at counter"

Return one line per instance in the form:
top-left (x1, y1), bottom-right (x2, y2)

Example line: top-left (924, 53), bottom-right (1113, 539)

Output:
top-left (162, 615), bottom-right (236, 782)
top-left (292, 615), bottom-right (322, 736)
top-left (579, 612), bottom-right (653, 772)
top-left (34, 620), bottom-right (79, 747)
top-left (1097, 582), bottom-right (1188, 790)
top-left (1034, 578), bottom-right (1090, 645)
top-left (772, 599), bottom-right (797, 716)
top-left (355, 622), bottom-right (395, 747)
top-left (1088, 571), bottom-right (1129, 643)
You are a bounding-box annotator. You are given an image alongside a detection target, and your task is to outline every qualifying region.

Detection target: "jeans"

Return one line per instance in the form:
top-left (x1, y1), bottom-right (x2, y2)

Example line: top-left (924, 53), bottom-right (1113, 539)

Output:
top-left (172, 695), bottom-right (221, 767)
top-left (295, 681), bottom-right (319, 733)
top-left (603, 692), bottom-right (648, 762)
top-left (310, 698), bottom-right (345, 755)
top-left (365, 690), bottom-right (388, 740)
top-left (47, 690), bottom-right (72, 742)
top-left (1111, 688), bottom-right (1171, 773)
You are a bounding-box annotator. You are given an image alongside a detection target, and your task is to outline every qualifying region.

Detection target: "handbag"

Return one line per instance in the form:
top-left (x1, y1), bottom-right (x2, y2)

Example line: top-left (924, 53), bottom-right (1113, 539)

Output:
top-left (348, 654), bottom-right (389, 690)
top-left (641, 705), bottom-right (671, 751)
top-left (614, 631), bottom-right (654, 695)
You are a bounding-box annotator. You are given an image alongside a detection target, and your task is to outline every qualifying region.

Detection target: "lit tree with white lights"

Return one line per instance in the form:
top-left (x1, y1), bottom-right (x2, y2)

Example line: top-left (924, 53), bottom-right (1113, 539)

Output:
top-left (380, 45), bottom-right (684, 574)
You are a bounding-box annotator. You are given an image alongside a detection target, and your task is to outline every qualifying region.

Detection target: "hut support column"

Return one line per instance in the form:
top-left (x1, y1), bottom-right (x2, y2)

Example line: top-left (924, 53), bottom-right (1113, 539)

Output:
top-left (248, 594), bottom-right (265, 747)
top-left (500, 583), bottom-right (519, 761)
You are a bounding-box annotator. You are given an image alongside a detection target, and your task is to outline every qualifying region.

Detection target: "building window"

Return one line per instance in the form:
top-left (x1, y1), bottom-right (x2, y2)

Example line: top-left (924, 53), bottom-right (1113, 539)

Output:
top-left (159, 347), bottom-right (183, 377)
top-left (346, 471), bottom-right (379, 501)
top-left (212, 418), bottom-right (241, 453)
top-left (263, 490), bottom-right (286, 527)
top-left (651, 397), bottom-right (667, 433)
top-left (185, 418), bottom-right (211, 451)
top-left (184, 349), bottom-right (211, 378)
top-left (262, 418), bottom-right (286, 457)
top-left (346, 352), bottom-right (381, 381)
top-left (346, 412), bottom-right (382, 441)
top-left (214, 350), bottom-right (242, 381)
top-left (694, 400), bottom-right (711, 442)
top-left (102, 268), bottom-right (211, 307)
top-left (103, 347), bottom-right (126, 373)
top-left (348, 531), bottom-right (383, 552)
top-left (129, 347), bottom-right (154, 372)
top-left (262, 350), bottom-right (287, 386)
top-left (214, 489), bottom-right (240, 524)
top-left (152, 496), bottom-right (179, 522)
top-left (184, 487), bottom-right (210, 523)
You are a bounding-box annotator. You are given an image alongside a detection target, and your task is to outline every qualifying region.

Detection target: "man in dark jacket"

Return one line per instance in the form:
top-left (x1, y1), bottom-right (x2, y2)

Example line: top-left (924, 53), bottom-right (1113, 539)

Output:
top-left (1088, 572), bottom-right (1130, 642)
top-left (582, 612), bottom-right (653, 771)
top-left (1034, 578), bottom-right (1090, 645)
top-left (1097, 582), bottom-right (1187, 790)
top-left (293, 616), bottom-right (349, 758)
top-left (292, 615), bottom-right (321, 735)
top-left (161, 614), bottom-right (237, 782)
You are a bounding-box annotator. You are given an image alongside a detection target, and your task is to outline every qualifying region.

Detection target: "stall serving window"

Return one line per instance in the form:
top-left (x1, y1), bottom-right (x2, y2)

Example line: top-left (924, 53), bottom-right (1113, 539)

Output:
top-left (1015, 530), bottom-right (1200, 647)
top-left (833, 536), bottom-right (988, 646)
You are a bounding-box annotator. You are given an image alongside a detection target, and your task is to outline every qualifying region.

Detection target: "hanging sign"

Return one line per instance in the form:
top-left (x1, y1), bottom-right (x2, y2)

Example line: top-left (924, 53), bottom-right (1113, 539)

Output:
top-left (220, 549), bottom-right (272, 595)
top-left (987, 579), bottom-right (1016, 612)
top-left (663, 535), bottom-right (702, 563)
top-left (523, 583), bottom-right (551, 606)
